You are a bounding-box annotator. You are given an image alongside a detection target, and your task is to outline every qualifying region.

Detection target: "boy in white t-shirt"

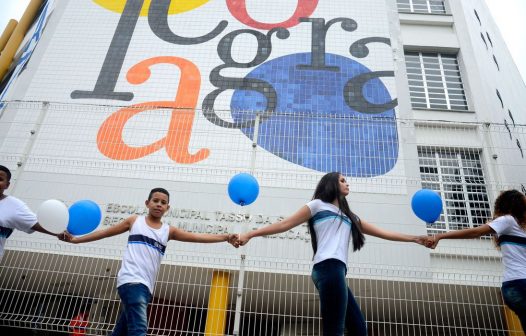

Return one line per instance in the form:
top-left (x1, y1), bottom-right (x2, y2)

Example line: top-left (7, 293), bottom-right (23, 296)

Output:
top-left (0, 165), bottom-right (60, 262)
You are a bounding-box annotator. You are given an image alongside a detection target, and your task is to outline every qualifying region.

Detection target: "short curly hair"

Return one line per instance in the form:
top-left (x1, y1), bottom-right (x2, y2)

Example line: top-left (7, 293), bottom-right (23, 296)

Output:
top-left (0, 165), bottom-right (11, 181)
top-left (494, 189), bottom-right (526, 225)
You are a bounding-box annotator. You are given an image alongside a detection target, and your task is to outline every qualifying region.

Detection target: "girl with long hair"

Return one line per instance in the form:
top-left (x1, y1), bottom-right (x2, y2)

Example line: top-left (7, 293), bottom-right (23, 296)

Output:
top-left (237, 172), bottom-right (427, 336)
top-left (426, 189), bottom-right (526, 332)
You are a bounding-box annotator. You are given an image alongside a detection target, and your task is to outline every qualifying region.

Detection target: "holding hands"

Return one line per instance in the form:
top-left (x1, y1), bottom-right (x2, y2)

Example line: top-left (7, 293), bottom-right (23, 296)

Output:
top-left (236, 233), bottom-right (251, 247)
top-left (227, 233), bottom-right (250, 248)
top-left (226, 233), bottom-right (240, 247)
top-left (58, 231), bottom-right (74, 242)
top-left (424, 235), bottom-right (439, 249)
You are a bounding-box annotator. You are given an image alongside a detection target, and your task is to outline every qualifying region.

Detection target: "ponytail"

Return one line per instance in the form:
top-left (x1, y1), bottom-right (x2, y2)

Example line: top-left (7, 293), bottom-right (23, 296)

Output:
top-left (308, 218), bottom-right (318, 255)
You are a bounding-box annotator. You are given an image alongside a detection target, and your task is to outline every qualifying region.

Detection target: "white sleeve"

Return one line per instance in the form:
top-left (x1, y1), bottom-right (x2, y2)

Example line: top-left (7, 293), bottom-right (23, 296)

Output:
top-left (13, 202), bottom-right (37, 234)
top-left (488, 215), bottom-right (514, 236)
top-left (306, 199), bottom-right (320, 216)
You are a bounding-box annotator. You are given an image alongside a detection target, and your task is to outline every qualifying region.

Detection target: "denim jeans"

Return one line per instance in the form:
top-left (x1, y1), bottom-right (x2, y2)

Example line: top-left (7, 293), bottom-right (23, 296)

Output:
top-left (502, 279), bottom-right (526, 332)
top-left (111, 283), bottom-right (152, 336)
top-left (311, 259), bottom-right (367, 336)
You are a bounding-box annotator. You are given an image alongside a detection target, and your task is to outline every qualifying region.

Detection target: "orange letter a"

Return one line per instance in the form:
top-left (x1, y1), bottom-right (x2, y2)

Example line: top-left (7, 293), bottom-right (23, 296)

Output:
top-left (97, 56), bottom-right (209, 163)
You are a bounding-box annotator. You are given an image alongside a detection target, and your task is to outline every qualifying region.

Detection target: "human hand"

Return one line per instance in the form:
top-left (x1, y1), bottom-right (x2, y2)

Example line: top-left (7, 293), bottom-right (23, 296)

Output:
top-left (237, 233), bottom-right (251, 246)
top-left (58, 231), bottom-right (75, 243)
top-left (226, 234), bottom-right (240, 248)
top-left (414, 235), bottom-right (428, 246)
top-left (424, 235), bottom-right (439, 249)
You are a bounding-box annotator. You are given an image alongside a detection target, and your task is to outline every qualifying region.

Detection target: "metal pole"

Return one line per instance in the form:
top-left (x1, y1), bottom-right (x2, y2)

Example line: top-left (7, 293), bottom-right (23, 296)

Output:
top-left (11, 101), bottom-right (49, 193)
top-left (232, 113), bottom-right (261, 336)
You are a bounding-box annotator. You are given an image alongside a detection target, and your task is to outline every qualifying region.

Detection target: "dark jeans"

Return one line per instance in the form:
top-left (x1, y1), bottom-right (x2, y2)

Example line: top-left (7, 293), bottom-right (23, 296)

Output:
top-left (311, 258), bottom-right (367, 336)
top-left (502, 279), bottom-right (526, 333)
top-left (112, 283), bottom-right (152, 336)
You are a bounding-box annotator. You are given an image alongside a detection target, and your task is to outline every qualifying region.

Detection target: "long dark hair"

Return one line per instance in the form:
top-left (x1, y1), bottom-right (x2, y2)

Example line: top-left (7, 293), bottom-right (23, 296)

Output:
top-left (307, 172), bottom-right (365, 253)
top-left (493, 189), bottom-right (526, 228)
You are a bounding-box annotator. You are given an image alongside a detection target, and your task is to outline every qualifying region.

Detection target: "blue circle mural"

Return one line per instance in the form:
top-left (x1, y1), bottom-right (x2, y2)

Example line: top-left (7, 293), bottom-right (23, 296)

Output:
top-left (231, 53), bottom-right (398, 177)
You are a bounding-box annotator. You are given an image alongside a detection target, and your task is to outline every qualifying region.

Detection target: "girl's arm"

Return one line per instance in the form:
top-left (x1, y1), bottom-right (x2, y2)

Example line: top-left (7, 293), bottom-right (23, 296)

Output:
top-left (361, 219), bottom-right (426, 245)
top-left (238, 205), bottom-right (312, 245)
top-left (63, 216), bottom-right (135, 244)
top-left (427, 224), bottom-right (494, 248)
top-left (169, 227), bottom-right (237, 245)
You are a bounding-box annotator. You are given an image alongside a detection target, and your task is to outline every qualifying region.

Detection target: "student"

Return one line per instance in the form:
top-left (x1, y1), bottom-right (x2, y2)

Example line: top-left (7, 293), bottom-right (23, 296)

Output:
top-left (0, 165), bottom-right (60, 262)
top-left (61, 187), bottom-right (238, 336)
top-left (236, 172), bottom-right (427, 336)
top-left (425, 189), bottom-right (526, 332)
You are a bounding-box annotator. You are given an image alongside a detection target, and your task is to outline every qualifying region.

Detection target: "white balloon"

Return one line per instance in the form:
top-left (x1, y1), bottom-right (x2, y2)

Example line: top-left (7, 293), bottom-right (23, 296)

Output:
top-left (37, 199), bottom-right (69, 233)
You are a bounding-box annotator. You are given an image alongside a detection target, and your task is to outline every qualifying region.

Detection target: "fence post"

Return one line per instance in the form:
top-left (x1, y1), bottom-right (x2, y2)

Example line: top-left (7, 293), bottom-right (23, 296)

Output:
top-left (232, 113), bottom-right (261, 335)
top-left (11, 101), bottom-right (49, 193)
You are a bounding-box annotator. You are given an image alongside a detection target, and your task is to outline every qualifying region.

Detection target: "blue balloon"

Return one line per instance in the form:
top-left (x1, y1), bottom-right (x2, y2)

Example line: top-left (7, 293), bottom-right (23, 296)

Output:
top-left (228, 173), bottom-right (260, 206)
top-left (67, 200), bottom-right (102, 235)
top-left (411, 189), bottom-right (443, 223)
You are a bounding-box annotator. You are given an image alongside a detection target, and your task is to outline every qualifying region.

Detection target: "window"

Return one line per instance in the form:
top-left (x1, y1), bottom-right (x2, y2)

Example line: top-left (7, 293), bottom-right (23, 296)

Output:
top-left (504, 119), bottom-right (512, 139)
top-left (493, 55), bottom-right (500, 70)
top-left (405, 52), bottom-right (468, 110)
top-left (480, 33), bottom-right (488, 49)
top-left (508, 110), bottom-right (515, 126)
top-left (397, 0), bottom-right (446, 14)
top-left (496, 89), bottom-right (503, 108)
top-left (474, 9), bottom-right (482, 25)
top-left (418, 147), bottom-right (492, 234)
top-left (486, 32), bottom-right (494, 47)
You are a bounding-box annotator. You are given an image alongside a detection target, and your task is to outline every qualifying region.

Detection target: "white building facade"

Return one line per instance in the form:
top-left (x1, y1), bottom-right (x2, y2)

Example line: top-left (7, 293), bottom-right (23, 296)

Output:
top-left (0, 0), bottom-right (525, 335)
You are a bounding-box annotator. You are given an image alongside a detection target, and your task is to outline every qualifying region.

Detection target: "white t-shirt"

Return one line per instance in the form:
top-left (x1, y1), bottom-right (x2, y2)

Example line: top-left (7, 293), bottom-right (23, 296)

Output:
top-left (306, 199), bottom-right (353, 266)
top-left (0, 196), bottom-right (37, 261)
top-left (488, 215), bottom-right (526, 282)
top-left (116, 216), bottom-right (170, 294)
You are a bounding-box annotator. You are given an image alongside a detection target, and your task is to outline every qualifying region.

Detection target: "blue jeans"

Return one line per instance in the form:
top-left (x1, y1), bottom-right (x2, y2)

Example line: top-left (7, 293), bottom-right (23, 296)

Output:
top-left (111, 283), bottom-right (152, 336)
top-left (502, 279), bottom-right (526, 332)
top-left (312, 259), bottom-right (367, 336)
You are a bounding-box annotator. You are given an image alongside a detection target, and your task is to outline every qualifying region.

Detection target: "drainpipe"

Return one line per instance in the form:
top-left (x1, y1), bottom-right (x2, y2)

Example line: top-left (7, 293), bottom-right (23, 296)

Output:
top-left (0, 0), bottom-right (44, 81)
top-left (0, 19), bottom-right (17, 53)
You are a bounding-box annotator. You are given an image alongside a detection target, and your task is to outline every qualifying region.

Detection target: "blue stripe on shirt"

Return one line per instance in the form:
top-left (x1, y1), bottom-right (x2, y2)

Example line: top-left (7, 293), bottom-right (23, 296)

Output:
top-left (0, 226), bottom-right (13, 239)
top-left (312, 210), bottom-right (352, 226)
top-left (128, 234), bottom-right (166, 255)
top-left (498, 235), bottom-right (526, 248)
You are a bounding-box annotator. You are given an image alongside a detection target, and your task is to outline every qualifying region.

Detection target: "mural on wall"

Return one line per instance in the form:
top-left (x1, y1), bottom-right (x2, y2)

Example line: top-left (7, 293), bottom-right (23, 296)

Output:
top-left (26, 0), bottom-right (400, 178)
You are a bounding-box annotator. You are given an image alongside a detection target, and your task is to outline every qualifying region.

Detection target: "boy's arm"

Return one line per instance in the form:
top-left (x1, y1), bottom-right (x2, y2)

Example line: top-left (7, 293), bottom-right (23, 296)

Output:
top-left (169, 226), bottom-right (237, 244)
top-left (31, 223), bottom-right (59, 237)
top-left (64, 216), bottom-right (135, 244)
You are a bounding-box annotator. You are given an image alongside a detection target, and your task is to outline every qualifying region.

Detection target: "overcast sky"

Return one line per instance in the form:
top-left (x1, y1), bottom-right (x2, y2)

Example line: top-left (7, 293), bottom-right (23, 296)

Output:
top-left (0, 0), bottom-right (525, 81)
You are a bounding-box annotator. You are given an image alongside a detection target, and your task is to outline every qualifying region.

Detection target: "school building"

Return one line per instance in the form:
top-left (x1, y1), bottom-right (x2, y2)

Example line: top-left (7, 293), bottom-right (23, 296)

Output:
top-left (0, 0), bottom-right (525, 335)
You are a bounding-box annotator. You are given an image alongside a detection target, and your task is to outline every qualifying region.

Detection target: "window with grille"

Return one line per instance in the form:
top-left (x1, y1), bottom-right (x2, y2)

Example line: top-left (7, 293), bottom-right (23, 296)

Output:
top-left (397, 0), bottom-right (446, 14)
top-left (405, 52), bottom-right (468, 111)
top-left (418, 147), bottom-right (492, 235)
